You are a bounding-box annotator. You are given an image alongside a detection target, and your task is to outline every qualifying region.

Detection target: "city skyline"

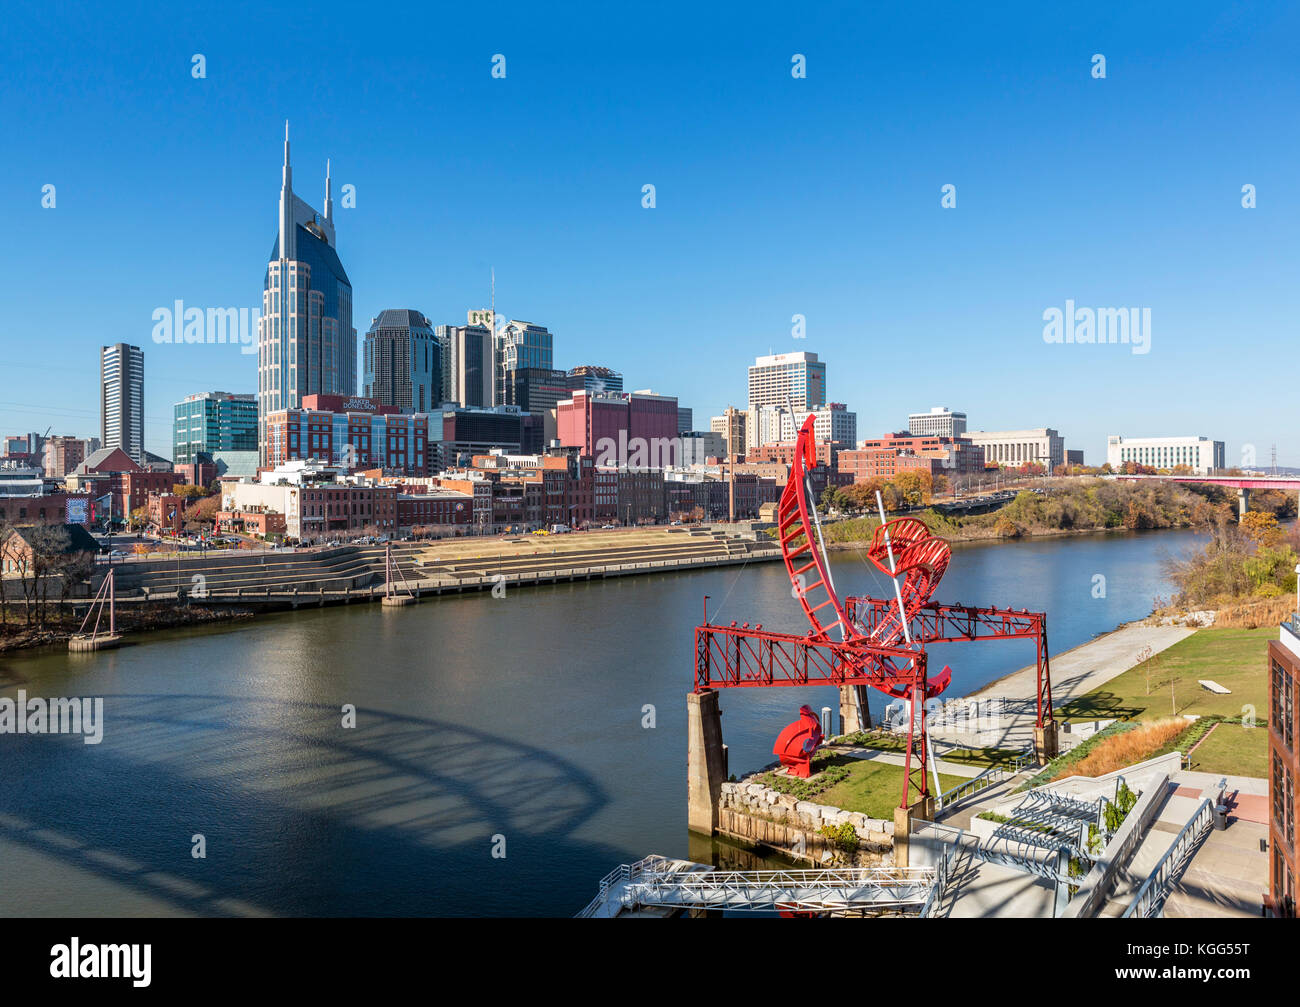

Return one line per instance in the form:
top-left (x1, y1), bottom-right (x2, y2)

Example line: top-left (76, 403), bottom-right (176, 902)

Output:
top-left (2, 2), bottom-right (1298, 465)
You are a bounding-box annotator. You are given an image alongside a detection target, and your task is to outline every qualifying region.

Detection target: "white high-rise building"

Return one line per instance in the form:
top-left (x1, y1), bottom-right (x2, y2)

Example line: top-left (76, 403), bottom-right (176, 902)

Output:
top-left (101, 343), bottom-right (144, 462)
top-left (747, 351), bottom-right (827, 410)
top-left (257, 124), bottom-right (356, 464)
top-left (909, 406), bottom-right (967, 438)
top-left (1106, 435), bottom-right (1225, 475)
top-left (751, 403), bottom-right (856, 447)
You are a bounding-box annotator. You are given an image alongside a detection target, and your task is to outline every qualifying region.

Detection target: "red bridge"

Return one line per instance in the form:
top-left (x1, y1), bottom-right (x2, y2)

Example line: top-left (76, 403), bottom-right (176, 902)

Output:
top-left (1114, 473), bottom-right (1300, 515)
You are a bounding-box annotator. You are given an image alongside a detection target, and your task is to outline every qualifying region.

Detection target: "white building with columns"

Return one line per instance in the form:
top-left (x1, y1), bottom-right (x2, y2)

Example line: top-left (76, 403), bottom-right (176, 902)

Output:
top-left (966, 428), bottom-right (1065, 471)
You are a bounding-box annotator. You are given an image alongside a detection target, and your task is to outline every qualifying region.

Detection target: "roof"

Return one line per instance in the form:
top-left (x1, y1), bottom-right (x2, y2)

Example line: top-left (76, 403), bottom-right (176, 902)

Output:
top-left (3, 523), bottom-right (100, 554)
top-left (75, 447), bottom-right (143, 475)
top-left (368, 309), bottom-right (432, 332)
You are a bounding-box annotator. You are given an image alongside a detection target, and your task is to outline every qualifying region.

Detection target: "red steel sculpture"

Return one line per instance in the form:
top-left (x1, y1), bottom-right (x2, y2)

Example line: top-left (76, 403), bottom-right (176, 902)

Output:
top-left (773, 704), bottom-right (825, 778)
top-left (694, 415), bottom-right (1055, 811)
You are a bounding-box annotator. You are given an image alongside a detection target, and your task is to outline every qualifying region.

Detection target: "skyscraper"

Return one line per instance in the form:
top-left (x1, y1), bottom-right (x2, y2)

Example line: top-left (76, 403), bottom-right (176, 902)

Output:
top-left (101, 343), bottom-right (144, 462)
top-left (257, 125), bottom-right (356, 463)
top-left (747, 351), bottom-right (826, 411)
top-left (438, 314), bottom-right (495, 407)
top-left (173, 392), bottom-right (258, 465)
top-left (363, 309), bottom-right (442, 412)
top-left (494, 320), bottom-right (553, 405)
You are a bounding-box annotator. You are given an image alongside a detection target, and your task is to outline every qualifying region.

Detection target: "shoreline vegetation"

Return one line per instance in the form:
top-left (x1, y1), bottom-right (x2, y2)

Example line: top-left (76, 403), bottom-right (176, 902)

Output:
top-left (0, 602), bottom-right (255, 655)
top-left (814, 477), bottom-right (1297, 627)
top-left (815, 475), bottom-right (1295, 546)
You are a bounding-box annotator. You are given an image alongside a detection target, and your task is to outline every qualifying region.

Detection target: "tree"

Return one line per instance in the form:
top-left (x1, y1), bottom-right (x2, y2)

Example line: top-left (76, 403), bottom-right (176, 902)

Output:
top-left (9, 525), bottom-right (72, 629)
top-left (892, 470), bottom-right (932, 508)
top-left (1240, 510), bottom-right (1283, 547)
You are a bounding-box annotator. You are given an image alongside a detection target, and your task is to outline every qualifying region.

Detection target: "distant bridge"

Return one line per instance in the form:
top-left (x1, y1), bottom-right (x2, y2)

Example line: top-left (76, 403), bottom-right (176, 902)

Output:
top-left (1114, 473), bottom-right (1300, 514)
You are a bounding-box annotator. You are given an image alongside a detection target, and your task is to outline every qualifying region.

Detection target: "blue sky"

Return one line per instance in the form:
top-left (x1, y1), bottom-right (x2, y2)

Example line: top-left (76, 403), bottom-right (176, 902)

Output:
top-left (2, 0), bottom-right (1298, 464)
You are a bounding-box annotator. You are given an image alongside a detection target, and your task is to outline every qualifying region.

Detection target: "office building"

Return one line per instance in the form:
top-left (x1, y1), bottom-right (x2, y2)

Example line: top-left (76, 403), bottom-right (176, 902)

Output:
top-left (438, 314), bottom-right (495, 408)
top-left (711, 409), bottom-right (747, 460)
top-left (747, 351), bottom-right (826, 411)
top-left (173, 392), bottom-right (258, 466)
top-left (257, 126), bottom-right (356, 464)
top-left (908, 407), bottom-right (967, 438)
top-left (363, 309), bottom-right (442, 412)
top-left (1106, 435), bottom-right (1225, 475)
top-left (566, 365), bottom-right (623, 396)
top-left (43, 436), bottom-right (97, 479)
top-left (263, 394), bottom-right (429, 475)
top-left (101, 343), bottom-right (145, 463)
top-left (495, 320), bottom-right (553, 406)
top-left (752, 402), bottom-right (857, 448)
top-left (1269, 618), bottom-right (1299, 917)
top-left (677, 407), bottom-right (693, 435)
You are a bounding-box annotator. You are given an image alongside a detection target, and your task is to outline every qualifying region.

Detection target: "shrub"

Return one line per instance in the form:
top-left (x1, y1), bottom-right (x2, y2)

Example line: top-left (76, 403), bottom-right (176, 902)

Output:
top-left (819, 821), bottom-right (860, 857)
top-left (1052, 719), bottom-right (1188, 781)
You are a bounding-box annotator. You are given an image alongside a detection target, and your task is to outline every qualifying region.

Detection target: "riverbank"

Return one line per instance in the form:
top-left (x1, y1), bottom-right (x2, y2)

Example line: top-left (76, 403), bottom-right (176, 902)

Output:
top-left (821, 522), bottom-right (1149, 551)
top-left (0, 603), bottom-right (255, 654)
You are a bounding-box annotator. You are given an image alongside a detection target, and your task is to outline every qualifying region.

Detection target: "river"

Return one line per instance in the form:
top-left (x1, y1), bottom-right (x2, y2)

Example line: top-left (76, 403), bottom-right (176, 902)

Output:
top-left (0, 527), bottom-right (1203, 917)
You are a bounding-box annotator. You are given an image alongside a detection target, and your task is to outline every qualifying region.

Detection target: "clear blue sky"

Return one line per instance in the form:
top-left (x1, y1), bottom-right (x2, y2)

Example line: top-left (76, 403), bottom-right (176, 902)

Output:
top-left (2, 0), bottom-right (1297, 465)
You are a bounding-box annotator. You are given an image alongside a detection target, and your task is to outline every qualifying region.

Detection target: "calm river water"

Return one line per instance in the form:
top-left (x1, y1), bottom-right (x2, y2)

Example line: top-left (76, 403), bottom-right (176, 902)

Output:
top-left (0, 528), bottom-right (1203, 916)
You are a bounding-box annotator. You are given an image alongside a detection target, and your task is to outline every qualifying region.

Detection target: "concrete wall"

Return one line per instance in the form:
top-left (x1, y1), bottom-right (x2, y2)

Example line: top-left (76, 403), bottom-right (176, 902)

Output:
top-left (717, 778), bottom-right (894, 865)
top-left (1061, 772), bottom-right (1172, 919)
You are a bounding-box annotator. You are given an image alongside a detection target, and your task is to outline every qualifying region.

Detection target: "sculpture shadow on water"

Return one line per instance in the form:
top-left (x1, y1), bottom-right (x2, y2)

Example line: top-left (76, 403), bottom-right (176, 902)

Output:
top-left (0, 694), bottom-right (615, 917)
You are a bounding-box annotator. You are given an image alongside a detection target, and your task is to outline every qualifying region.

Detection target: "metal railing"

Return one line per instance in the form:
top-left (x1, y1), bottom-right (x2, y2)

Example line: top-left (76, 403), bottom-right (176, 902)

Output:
top-left (579, 860), bottom-right (936, 916)
top-left (1121, 796), bottom-right (1215, 918)
top-left (935, 744), bottom-right (1034, 812)
top-left (920, 844), bottom-right (958, 917)
top-left (575, 855), bottom-right (667, 918)
top-left (625, 865), bottom-right (935, 913)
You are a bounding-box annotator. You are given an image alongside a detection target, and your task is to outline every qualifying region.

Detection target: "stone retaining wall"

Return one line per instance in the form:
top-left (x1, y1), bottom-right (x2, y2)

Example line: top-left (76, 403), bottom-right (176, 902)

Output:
top-left (717, 778), bottom-right (895, 866)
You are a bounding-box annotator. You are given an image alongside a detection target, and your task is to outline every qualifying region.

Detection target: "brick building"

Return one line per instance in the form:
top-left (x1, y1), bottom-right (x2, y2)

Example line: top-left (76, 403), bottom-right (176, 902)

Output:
top-left (1269, 619), bottom-right (1299, 917)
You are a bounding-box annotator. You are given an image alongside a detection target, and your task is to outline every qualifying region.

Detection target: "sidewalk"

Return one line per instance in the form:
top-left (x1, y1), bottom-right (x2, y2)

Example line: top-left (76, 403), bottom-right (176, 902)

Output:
top-left (930, 622), bottom-right (1198, 751)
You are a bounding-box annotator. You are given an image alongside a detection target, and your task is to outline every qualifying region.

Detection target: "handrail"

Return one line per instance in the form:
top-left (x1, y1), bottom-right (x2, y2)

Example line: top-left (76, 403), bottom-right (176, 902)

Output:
top-left (935, 744), bottom-right (1034, 812)
top-left (1121, 797), bottom-right (1214, 918)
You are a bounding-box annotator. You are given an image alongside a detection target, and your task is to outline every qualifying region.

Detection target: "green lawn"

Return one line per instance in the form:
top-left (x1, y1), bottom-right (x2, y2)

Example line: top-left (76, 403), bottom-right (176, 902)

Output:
top-left (814, 758), bottom-right (964, 819)
top-left (1187, 722), bottom-right (1270, 778)
top-left (1057, 628), bottom-right (1272, 723)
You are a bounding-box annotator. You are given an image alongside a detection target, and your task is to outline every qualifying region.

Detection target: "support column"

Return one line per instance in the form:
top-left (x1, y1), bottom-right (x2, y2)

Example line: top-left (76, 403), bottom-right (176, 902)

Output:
top-left (892, 796), bottom-right (932, 868)
top-left (838, 685), bottom-right (871, 735)
top-left (1034, 721), bottom-right (1060, 766)
top-left (1238, 487), bottom-right (1250, 518)
top-left (687, 690), bottom-right (725, 835)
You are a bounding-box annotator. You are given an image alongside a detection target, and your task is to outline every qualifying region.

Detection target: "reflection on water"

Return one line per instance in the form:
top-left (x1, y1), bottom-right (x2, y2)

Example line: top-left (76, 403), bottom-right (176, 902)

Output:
top-left (0, 528), bottom-right (1202, 916)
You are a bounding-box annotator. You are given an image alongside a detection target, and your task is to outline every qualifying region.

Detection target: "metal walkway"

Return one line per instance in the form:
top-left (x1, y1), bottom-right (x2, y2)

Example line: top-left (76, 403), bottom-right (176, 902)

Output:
top-left (578, 855), bottom-right (936, 917)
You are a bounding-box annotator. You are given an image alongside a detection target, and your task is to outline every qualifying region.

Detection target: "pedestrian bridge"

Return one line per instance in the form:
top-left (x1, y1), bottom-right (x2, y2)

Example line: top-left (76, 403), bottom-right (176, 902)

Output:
top-left (578, 855), bottom-right (937, 917)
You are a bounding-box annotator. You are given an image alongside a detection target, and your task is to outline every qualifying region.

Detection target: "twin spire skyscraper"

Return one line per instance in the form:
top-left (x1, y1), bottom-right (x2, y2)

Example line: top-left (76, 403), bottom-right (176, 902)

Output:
top-left (257, 122), bottom-right (356, 463)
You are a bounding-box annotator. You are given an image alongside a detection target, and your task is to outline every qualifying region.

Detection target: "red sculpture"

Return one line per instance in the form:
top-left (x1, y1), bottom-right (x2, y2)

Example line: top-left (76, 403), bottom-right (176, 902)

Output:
top-left (773, 704), bottom-right (824, 778)
top-left (693, 414), bottom-right (1055, 811)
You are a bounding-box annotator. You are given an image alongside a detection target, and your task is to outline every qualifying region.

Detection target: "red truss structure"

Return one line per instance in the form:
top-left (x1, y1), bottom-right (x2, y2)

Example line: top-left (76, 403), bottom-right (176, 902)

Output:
top-left (694, 415), bottom-right (1055, 811)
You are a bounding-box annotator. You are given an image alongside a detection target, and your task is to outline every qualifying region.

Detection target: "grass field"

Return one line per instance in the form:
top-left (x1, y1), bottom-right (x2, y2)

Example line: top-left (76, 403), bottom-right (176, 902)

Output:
top-left (814, 758), bottom-right (963, 819)
top-left (1057, 628), bottom-right (1272, 723)
top-left (1186, 722), bottom-right (1270, 778)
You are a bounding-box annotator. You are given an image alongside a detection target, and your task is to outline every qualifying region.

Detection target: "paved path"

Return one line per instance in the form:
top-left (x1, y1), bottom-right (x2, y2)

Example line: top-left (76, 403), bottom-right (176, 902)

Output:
top-left (930, 622), bottom-right (1199, 751)
top-left (1098, 771), bottom-right (1267, 918)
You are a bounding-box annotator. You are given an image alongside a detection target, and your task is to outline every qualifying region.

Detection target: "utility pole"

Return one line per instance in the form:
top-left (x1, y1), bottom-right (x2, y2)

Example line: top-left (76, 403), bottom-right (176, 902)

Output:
top-left (726, 405), bottom-right (736, 523)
